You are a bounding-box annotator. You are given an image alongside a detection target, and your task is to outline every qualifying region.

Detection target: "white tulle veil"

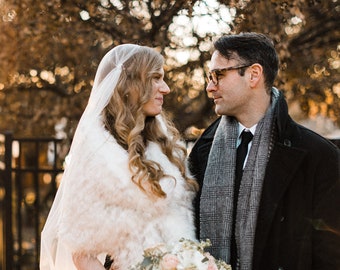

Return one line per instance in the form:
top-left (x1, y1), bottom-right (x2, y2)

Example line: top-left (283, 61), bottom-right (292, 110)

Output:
top-left (39, 44), bottom-right (144, 270)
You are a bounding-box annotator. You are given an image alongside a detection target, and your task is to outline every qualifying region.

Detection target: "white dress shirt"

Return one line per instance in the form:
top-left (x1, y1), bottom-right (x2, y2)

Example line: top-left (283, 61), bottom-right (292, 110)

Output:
top-left (237, 123), bottom-right (257, 168)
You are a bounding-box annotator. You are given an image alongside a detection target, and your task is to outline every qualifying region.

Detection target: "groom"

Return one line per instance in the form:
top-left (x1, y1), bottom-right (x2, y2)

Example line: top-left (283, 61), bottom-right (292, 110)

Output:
top-left (189, 32), bottom-right (340, 270)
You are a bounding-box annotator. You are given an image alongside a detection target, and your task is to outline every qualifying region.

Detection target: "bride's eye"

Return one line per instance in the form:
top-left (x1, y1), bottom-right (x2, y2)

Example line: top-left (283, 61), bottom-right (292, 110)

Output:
top-left (153, 74), bottom-right (162, 81)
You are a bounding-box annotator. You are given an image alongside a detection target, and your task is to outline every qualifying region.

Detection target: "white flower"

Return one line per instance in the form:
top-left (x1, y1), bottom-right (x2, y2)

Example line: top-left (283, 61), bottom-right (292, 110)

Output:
top-left (129, 238), bottom-right (232, 270)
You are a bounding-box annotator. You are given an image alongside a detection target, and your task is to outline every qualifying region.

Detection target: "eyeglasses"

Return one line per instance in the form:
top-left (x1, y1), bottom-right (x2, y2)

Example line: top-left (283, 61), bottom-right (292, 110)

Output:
top-left (207, 64), bottom-right (251, 85)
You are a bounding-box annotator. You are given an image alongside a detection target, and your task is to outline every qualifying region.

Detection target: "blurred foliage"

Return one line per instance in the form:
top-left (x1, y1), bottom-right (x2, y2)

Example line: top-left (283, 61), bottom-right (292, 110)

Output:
top-left (0, 0), bottom-right (339, 144)
top-left (232, 0), bottom-right (340, 130)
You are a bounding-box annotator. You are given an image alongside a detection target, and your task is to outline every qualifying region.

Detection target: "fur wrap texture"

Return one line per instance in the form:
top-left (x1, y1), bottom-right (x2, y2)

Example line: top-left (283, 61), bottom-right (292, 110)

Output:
top-left (56, 120), bottom-right (196, 270)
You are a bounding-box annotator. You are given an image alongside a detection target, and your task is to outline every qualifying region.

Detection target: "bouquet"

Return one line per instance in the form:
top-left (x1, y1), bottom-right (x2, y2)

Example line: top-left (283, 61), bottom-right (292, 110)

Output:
top-left (129, 238), bottom-right (231, 270)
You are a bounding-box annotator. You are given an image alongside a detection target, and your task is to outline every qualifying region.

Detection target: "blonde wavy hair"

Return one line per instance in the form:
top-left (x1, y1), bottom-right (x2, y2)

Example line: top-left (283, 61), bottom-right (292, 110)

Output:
top-left (103, 46), bottom-right (197, 198)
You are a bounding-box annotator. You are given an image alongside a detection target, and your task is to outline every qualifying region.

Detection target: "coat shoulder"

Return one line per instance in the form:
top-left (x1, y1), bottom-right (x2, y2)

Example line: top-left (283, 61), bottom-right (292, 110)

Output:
top-left (290, 121), bottom-right (339, 156)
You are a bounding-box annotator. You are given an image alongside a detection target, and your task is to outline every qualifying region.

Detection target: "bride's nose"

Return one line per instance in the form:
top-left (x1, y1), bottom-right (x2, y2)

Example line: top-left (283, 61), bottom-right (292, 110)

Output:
top-left (160, 81), bottom-right (170, 95)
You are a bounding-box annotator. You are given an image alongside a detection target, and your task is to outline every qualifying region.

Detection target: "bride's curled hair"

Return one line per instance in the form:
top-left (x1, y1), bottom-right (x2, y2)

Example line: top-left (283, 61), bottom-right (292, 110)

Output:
top-left (103, 46), bottom-right (197, 198)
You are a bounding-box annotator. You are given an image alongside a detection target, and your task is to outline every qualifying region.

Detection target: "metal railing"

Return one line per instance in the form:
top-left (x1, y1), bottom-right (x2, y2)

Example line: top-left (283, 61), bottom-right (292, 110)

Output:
top-left (0, 132), bottom-right (64, 270)
top-left (0, 130), bottom-right (339, 270)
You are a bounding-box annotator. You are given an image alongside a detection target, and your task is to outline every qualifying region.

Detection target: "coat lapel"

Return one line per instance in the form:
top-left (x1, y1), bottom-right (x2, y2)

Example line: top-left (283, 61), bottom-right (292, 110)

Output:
top-left (253, 142), bottom-right (307, 268)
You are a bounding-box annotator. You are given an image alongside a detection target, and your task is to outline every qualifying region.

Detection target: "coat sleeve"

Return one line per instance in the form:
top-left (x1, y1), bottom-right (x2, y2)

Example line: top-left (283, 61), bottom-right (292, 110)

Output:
top-left (312, 146), bottom-right (340, 269)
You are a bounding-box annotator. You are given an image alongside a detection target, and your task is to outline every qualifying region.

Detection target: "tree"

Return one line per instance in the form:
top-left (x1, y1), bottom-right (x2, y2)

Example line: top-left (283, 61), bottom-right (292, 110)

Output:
top-left (231, 0), bottom-right (340, 130)
top-left (0, 0), bottom-right (212, 139)
top-left (0, 0), bottom-right (339, 144)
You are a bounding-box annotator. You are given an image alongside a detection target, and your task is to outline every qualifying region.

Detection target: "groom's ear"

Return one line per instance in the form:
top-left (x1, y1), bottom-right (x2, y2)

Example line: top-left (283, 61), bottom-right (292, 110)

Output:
top-left (248, 64), bottom-right (263, 88)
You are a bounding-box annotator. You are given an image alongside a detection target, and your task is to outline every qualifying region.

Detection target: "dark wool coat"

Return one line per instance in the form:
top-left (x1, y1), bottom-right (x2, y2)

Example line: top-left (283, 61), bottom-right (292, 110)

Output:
top-left (189, 92), bottom-right (340, 270)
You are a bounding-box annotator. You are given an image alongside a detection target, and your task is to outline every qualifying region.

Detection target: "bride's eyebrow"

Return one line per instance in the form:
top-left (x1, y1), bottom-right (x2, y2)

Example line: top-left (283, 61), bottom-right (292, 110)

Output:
top-left (152, 70), bottom-right (164, 77)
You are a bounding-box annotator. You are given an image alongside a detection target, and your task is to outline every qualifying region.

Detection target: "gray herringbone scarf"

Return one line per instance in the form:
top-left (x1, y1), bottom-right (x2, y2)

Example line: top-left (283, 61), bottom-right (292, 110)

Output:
top-left (200, 88), bottom-right (279, 270)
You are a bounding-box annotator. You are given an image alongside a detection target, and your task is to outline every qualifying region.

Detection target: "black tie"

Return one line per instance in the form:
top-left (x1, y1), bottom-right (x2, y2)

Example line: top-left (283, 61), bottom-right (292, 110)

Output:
top-left (230, 130), bottom-right (253, 269)
top-left (235, 130), bottom-right (253, 187)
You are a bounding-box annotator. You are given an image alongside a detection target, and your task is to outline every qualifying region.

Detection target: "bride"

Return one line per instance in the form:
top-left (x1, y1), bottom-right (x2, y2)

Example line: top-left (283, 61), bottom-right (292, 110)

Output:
top-left (40, 44), bottom-right (198, 270)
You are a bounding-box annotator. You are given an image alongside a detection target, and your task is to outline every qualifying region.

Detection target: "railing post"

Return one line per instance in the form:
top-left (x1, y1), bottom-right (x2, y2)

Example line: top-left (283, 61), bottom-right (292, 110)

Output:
top-left (3, 131), bottom-right (13, 270)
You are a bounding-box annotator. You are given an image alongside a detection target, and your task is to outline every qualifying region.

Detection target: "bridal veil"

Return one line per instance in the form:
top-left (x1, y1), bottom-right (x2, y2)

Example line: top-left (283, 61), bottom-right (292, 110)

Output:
top-left (40, 44), bottom-right (143, 270)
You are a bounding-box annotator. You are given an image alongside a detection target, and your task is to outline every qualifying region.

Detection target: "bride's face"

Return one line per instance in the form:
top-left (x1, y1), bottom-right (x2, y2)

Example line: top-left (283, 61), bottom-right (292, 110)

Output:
top-left (142, 68), bottom-right (170, 117)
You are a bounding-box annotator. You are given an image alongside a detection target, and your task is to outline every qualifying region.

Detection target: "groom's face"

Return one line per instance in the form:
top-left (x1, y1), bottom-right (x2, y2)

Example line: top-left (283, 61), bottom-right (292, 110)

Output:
top-left (206, 51), bottom-right (252, 118)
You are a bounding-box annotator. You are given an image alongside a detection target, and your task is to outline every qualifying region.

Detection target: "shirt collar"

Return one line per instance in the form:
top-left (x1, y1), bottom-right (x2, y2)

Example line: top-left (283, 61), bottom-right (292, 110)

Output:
top-left (238, 122), bottom-right (257, 138)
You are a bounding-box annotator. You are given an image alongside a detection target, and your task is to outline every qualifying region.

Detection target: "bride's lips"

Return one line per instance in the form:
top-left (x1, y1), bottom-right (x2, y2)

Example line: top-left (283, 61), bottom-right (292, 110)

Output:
top-left (155, 97), bottom-right (163, 104)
